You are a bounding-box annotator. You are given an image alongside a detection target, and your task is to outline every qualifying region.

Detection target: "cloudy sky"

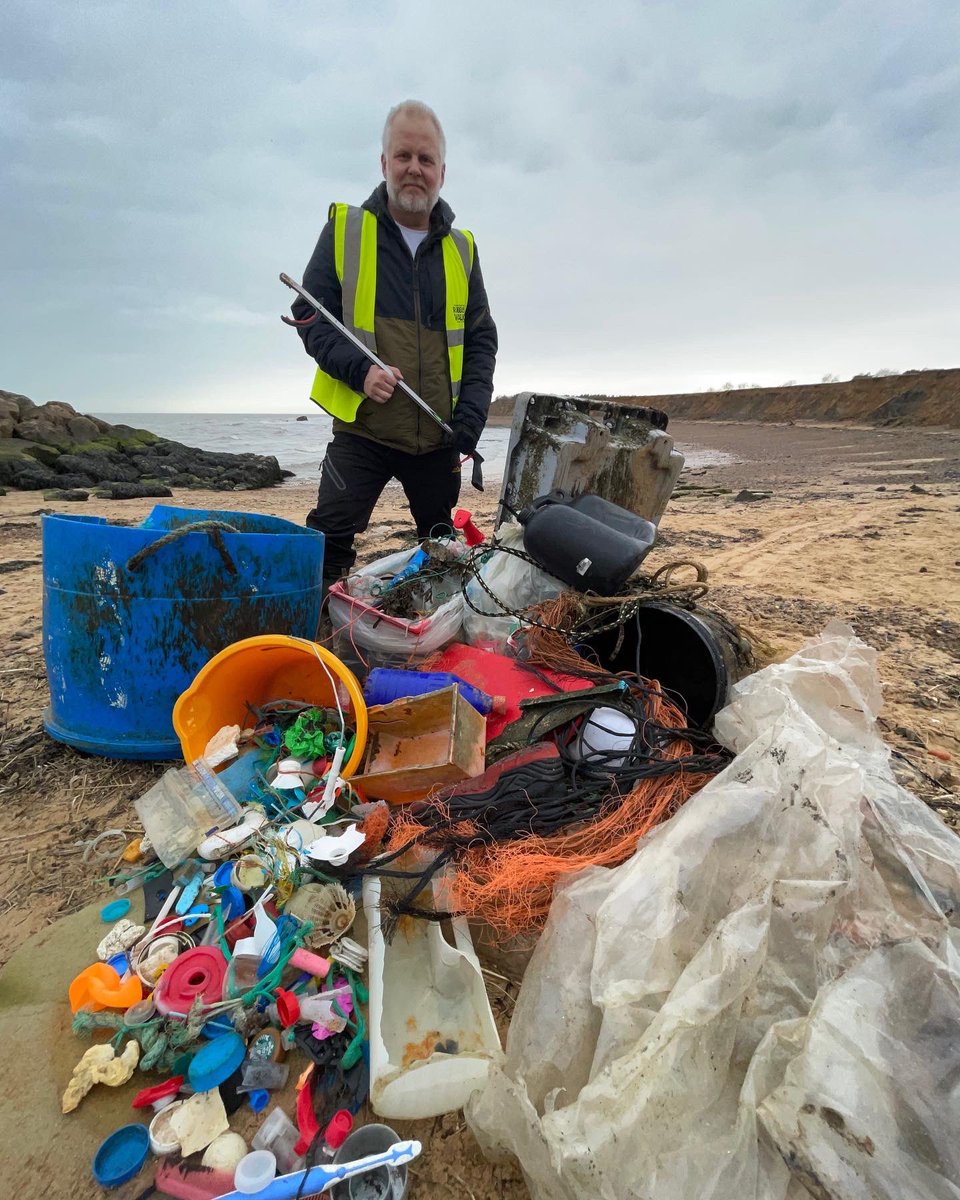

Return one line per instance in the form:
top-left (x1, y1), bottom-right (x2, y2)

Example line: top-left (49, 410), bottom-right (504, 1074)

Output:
top-left (3, 0), bottom-right (958, 413)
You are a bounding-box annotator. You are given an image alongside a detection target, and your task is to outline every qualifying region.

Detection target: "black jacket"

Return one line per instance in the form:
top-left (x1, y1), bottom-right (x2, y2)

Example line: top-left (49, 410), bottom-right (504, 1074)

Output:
top-left (293, 183), bottom-right (498, 455)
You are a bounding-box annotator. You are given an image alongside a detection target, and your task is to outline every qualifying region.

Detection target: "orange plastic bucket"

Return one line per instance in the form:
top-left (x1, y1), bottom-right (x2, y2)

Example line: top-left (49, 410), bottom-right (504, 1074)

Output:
top-left (173, 636), bottom-right (367, 777)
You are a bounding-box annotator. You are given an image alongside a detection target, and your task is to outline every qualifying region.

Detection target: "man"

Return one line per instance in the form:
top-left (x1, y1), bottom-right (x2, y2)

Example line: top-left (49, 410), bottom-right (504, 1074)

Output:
top-left (291, 100), bottom-right (498, 601)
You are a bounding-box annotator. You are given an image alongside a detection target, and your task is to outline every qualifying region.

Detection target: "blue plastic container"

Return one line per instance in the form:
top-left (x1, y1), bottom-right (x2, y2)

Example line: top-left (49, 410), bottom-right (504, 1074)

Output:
top-left (42, 505), bottom-right (324, 759)
top-left (364, 668), bottom-right (502, 716)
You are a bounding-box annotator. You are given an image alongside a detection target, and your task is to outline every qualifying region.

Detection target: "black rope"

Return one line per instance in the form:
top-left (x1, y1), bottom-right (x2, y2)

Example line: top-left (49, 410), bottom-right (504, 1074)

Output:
top-left (125, 520), bottom-right (241, 575)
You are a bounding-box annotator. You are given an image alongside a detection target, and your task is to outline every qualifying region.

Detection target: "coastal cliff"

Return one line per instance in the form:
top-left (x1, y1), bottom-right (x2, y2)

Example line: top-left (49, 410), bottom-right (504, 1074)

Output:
top-left (489, 367), bottom-right (959, 428)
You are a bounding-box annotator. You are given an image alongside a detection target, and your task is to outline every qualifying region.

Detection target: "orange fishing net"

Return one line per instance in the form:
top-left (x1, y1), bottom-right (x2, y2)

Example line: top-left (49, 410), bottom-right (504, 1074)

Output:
top-left (386, 676), bottom-right (714, 938)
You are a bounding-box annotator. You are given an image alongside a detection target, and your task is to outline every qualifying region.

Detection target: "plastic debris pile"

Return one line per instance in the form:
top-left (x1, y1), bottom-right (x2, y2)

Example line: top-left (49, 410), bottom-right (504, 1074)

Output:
top-left (60, 497), bottom-right (755, 1198)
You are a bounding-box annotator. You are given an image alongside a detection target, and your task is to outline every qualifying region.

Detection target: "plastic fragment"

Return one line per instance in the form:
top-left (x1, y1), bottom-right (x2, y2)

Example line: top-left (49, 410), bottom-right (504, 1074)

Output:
top-left (170, 1088), bottom-right (230, 1157)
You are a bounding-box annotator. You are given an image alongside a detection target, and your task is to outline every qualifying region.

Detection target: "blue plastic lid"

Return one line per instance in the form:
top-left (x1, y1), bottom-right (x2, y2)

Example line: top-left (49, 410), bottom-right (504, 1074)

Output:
top-left (101, 898), bottom-right (131, 922)
top-left (92, 1123), bottom-right (149, 1188)
top-left (188, 1031), bottom-right (246, 1093)
top-left (247, 1087), bottom-right (270, 1113)
top-left (106, 952), bottom-right (129, 975)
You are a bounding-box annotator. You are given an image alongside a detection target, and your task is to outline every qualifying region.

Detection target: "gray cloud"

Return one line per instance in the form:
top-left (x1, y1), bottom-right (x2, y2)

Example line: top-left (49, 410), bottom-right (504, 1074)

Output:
top-left (2, 0), bottom-right (958, 412)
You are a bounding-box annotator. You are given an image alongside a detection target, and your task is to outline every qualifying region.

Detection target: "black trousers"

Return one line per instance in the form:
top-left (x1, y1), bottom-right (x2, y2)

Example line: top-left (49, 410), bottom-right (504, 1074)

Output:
top-left (307, 432), bottom-right (462, 580)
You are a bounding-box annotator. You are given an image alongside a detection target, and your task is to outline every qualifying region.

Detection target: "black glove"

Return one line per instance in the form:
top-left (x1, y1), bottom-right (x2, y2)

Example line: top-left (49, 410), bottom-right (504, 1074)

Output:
top-left (449, 419), bottom-right (479, 457)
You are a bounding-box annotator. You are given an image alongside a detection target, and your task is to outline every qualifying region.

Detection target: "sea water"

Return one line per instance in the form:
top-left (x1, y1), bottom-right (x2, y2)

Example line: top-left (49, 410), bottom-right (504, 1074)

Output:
top-left (97, 411), bottom-right (735, 485)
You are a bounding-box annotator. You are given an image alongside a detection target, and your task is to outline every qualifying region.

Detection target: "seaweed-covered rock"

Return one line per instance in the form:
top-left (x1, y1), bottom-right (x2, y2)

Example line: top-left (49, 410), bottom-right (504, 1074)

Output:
top-left (93, 482), bottom-right (175, 500)
top-left (0, 392), bottom-right (285, 492)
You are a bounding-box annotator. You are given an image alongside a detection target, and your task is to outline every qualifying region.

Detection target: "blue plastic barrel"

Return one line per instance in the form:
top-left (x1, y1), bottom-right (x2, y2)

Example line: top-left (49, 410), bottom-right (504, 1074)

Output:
top-left (42, 505), bottom-right (324, 759)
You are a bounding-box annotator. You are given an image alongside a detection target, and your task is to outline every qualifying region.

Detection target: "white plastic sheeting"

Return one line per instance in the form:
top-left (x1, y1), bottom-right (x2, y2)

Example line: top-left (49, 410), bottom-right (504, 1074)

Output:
top-left (467, 622), bottom-right (960, 1200)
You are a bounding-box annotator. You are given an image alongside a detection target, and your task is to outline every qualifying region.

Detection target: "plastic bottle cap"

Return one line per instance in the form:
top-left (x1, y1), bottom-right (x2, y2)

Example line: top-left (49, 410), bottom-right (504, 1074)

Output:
top-left (247, 1088), bottom-right (270, 1113)
top-left (92, 1123), bottom-right (150, 1188)
top-left (188, 1032), bottom-right (246, 1093)
top-left (274, 988), bottom-right (301, 1028)
top-left (101, 898), bottom-right (132, 922)
top-left (324, 1109), bottom-right (353, 1150)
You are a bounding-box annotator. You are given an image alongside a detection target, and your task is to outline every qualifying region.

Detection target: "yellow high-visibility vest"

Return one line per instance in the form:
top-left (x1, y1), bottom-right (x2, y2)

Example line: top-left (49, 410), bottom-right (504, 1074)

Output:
top-left (309, 202), bottom-right (474, 421)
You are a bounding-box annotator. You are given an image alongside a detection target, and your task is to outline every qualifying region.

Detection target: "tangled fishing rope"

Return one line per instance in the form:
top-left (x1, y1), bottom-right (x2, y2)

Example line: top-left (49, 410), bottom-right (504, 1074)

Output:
top-left (365, 677), bottom-right (731, 938)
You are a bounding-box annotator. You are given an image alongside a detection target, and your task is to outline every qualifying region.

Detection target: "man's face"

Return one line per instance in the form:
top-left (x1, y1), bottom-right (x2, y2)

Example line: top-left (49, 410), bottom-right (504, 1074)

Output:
top-left (381, 114), bottom-right (445, 219)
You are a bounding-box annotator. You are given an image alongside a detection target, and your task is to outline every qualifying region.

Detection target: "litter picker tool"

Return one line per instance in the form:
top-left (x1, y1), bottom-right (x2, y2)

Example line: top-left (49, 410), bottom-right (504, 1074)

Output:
top-left (280, 272), bottom-right (484, 491)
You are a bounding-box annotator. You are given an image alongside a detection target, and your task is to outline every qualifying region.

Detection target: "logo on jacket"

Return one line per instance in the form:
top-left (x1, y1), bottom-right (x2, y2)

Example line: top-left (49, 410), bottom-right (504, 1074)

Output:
top-left (453, 303), bottom-right (466, 323)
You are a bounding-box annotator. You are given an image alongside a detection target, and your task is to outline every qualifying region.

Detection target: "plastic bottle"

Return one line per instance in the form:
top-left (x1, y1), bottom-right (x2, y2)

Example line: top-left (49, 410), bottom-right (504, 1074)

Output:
top-left (363, 669), bottom-right (505, 716)
top-left (134, 761), bottom-right (242, 869)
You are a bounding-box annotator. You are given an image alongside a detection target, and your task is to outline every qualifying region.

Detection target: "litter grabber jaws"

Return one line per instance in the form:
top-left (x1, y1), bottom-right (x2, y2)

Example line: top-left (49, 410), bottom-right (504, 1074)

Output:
top-left (279, 272), bottom-right (484, 491)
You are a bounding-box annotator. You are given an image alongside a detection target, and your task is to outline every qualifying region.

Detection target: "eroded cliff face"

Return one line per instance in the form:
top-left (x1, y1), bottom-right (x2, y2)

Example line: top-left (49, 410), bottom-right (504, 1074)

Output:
top-left (489, 368), bottom-right (960, 428)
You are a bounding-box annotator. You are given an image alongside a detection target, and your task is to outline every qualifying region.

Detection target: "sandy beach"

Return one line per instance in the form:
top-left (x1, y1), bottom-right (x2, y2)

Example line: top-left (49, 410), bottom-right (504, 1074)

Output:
top-left (0, 416), bottom-right (958, 1199)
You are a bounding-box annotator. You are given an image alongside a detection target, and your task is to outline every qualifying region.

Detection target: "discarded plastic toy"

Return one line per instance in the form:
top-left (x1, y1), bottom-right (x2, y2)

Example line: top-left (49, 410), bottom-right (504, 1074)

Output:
top-left (285, 882), bottom-right (356, 945)
top-left (62, 1041), bottom-right (140, 1112)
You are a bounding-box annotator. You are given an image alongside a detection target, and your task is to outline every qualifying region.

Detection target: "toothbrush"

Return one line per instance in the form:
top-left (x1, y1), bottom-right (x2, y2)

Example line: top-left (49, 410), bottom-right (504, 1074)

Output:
top-left (212, 1139), bottom-right (422, 1200)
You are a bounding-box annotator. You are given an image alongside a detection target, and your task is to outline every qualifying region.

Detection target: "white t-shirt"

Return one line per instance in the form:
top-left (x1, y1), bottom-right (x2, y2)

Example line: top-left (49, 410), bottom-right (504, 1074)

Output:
top-left (397, 223), bottom-right (428, 258)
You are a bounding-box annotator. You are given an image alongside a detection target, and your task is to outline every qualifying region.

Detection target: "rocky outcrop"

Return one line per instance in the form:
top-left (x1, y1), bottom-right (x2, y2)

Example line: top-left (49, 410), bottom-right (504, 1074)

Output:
top-left (0, 390), bottom-right (288, 493)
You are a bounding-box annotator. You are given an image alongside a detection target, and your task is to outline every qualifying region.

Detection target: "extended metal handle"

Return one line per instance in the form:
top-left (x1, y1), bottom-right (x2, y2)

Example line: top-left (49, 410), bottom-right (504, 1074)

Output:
top-left (279, 272), bottom-right (452, 436)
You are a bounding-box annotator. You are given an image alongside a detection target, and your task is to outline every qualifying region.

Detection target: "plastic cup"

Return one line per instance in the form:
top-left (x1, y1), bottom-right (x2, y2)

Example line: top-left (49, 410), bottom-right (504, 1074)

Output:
top-left (332, 1124), bottom-right (407, 1200)
top-left (234, 1150), bottom-right (277, 1194)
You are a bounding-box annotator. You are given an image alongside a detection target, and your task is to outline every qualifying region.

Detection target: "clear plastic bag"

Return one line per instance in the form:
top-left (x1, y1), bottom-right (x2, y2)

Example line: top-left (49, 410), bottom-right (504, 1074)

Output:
top-left (328, 545), bottom-right (465, 661)
top-left (462, 522), bottom-right (564, 652)
top-left (468, 621), bottom-right (960, 1200)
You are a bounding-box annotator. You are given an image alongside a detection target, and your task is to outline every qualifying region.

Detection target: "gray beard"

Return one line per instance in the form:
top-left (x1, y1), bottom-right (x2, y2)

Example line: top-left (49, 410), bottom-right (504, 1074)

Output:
top-left (387, 180), bottom-right (436, 215)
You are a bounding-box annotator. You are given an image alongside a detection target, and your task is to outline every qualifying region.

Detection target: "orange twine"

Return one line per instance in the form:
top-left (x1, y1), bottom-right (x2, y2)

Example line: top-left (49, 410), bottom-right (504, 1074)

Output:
top-left (385, 674), bottom-right (712, 937)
